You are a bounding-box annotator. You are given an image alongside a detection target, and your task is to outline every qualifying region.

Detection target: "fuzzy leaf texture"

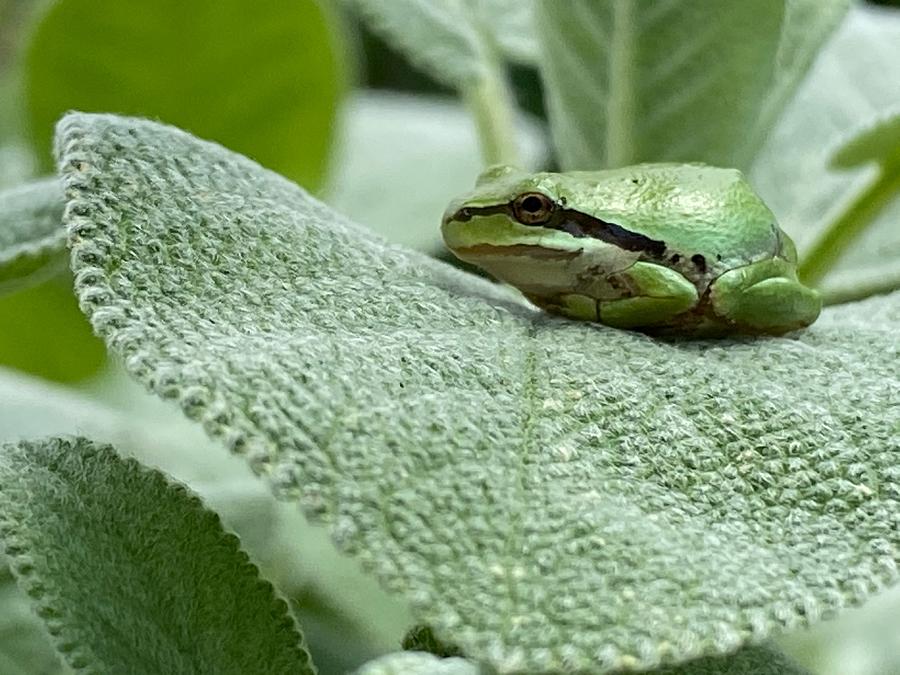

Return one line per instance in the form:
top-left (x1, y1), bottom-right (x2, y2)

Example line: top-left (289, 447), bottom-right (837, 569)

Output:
top-left (0, 436), bottom-right (314, 675)
top-left (537, 0), bottom-right (848, 171)
top-left (347, 0), bottom-right (536, 88)
top-left (0, 177), bottom-right (64, 293)
top-left (26, 0), bottom-right (344, 191)
top-left (57, 113), bottom-right (900, 674)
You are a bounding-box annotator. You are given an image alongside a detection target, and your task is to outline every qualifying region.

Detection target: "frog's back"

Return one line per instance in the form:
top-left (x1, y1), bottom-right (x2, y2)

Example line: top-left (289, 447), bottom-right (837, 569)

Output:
top-left (555, 164), bottom-right (786, 270)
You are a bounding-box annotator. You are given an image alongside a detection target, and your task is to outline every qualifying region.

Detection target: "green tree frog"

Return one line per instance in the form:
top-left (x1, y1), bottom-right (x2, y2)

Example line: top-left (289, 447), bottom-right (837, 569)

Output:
top-left (441, 164), bottom-right (821, 336)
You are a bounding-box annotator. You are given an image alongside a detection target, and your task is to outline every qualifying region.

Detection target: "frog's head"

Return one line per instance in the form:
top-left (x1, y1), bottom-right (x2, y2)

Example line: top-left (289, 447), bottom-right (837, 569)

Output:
top-left (441, 165), bottom-right (578, 262)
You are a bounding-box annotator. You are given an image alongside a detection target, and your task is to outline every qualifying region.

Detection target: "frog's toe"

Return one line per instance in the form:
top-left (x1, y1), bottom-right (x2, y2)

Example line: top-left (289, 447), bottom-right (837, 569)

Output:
top-left (711, 266), bottom-right (821, 335)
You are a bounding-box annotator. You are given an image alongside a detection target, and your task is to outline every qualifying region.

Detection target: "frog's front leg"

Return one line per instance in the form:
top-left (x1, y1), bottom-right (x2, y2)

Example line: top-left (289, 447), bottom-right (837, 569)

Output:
top-left (595, 261), bottom-right (699, 329)
top-left (709, 258), bottom-right (821, 334)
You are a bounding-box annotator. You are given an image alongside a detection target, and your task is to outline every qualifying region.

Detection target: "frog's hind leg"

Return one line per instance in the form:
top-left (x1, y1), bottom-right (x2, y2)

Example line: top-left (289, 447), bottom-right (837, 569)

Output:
top-left (597, 262), bottom-right (699, 329)
top-left (709, 259), bottom-right (822, 335)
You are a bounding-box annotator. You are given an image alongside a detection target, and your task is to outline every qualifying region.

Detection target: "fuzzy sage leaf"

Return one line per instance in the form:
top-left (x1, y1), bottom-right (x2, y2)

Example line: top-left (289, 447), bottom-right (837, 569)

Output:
top-left (0, 436), bottom-right (314, 675)
top-left (58, 112), bottom-right (900, 674)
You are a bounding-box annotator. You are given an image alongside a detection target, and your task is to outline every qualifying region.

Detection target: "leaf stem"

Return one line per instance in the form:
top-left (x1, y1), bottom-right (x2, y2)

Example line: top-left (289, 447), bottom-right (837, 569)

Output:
top-left (821, 268), bottom-right (900, 306)
top-left (464, 59), bottom-right (520, 167)
top-left (799, 162), bottom-right (900, 286)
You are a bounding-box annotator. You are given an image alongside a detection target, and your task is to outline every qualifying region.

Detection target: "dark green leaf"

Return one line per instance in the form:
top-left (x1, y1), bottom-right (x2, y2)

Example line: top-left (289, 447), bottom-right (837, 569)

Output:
top-left (0, 436), bottom-right (315, 675)
top-left (57, 112), bottom-right (900, 674)
top-left (26, 0), bottom-right (344, 190)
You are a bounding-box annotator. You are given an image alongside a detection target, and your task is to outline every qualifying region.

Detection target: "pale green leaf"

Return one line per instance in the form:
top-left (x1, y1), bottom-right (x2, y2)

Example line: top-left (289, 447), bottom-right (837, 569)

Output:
top-left (746, 0), bottom-right (850, 158)
top-left (0, 436), bottom-right (315, 675)
top-left (751, 5), bottom-right (900, 298)
top-left (0, 177), bottom-right (64, 293)
top-left (356, 652), bottom-right (481, 675)
top-left (57, 112), bottom-right (900, 674)
top-left (325, 91), bottom-right (546, 253)
top-left (537, 0), bottom-right (785, 170)
top-left (347, 0), bottom-right (536, 88)
top-left (26, 0), bottom-right (344, 191)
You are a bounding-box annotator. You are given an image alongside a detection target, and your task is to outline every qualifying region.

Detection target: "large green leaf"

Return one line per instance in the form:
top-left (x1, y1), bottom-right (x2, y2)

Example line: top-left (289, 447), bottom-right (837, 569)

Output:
top-left (0, 435), bottom-right (315, 674)
top-left (347, 0), bottom-right (536, 88)
top-left (537, 1), bottom-right (788, 170)
top-left (57, 112), bottom-right (900, 674)
top-left (25, 0), bottom-right (344, 191)
top-left (0, 176), bottom-right (64, 293)
top-left (751, 5), bottom-right (900, 298)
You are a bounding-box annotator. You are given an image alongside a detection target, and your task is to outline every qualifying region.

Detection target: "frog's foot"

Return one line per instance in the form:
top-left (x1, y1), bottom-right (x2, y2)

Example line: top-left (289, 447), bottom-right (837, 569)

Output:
top-left (597, 262), bottom-right (699, 329)
top-left (709, 259), bottom-right (821, 335)
top-left (525, 292), bottom-right (599, 321)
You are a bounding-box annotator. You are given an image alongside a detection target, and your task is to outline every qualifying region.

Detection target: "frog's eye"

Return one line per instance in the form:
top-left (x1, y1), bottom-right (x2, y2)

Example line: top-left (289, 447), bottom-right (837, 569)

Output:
top-left (512, 192), bottom-right (555, 225)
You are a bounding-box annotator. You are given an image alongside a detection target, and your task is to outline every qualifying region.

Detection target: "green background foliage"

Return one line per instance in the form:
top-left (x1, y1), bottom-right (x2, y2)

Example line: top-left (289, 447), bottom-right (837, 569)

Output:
top-left (26, 0), bottom-right (345, 192)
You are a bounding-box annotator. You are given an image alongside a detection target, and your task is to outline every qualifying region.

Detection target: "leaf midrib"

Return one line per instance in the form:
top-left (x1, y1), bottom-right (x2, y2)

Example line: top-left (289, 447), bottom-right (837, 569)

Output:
top-left (607, 0), bottom-right (635, 167)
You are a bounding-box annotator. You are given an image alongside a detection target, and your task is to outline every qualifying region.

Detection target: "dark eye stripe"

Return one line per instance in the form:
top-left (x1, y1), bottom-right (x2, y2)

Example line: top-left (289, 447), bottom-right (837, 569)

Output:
top-left (455, 201), bottom-right (666, 258)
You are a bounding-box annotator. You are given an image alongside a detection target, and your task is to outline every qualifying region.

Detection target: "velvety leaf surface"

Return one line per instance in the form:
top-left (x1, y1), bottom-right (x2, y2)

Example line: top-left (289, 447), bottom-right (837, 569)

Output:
top-left (0, 177), bottom-right (64, 293)
top-left (347, 0), bottom-right (536, 88)
top-left (751, 5), bottom-right (900, 297)
top-left (536, 0), bottom-right (786, 170)
top-left (58, 113), bottom-right (900, 674)
top-left (26, 0), bottom-right (344, 191)
top-left (0, 436), bottom-right (314, 675)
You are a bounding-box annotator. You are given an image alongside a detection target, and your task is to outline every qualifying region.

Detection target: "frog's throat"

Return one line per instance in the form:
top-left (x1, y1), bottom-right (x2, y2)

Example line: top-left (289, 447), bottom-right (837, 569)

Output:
top-left (451, 202), bottom-right (666, 258)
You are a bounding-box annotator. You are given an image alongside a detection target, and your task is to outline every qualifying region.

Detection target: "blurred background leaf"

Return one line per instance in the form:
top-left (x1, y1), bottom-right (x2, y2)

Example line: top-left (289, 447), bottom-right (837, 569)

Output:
top-left (325, 91), bottom-right (546, 254)
top-left (0, 177), bottom-right (63, 293)
top-left (346, 0), bottom-right (536, 89)
top-left (537, 0), bottom-right (786, 171)
top-left (750, 4), bottom-right (900, 300)
top-left (25, 0), bottom-right (346, 191)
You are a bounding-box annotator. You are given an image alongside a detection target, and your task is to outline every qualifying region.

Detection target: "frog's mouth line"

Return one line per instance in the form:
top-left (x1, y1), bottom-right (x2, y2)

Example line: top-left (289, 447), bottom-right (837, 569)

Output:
top-left (455, 244), bottom-right (583, 260)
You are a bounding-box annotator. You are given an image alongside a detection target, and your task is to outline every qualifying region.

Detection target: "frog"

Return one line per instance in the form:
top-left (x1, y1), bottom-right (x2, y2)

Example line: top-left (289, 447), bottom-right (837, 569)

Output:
top-left (441, 163), bottom-right (821, 336)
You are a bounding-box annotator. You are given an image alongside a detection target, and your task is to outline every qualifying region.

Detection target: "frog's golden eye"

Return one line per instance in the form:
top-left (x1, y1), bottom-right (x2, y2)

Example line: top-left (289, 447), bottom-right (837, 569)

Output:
top-left (512, 192), bottom-right (555, 225)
